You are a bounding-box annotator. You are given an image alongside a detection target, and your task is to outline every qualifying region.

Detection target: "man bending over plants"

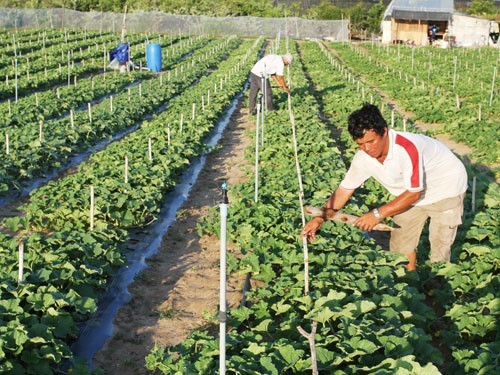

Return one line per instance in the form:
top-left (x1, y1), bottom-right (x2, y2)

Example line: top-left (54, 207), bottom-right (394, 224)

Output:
top-left (301, 103), bottom-right (468, 271)
top-left (248, 52), bottom-right (293, 115)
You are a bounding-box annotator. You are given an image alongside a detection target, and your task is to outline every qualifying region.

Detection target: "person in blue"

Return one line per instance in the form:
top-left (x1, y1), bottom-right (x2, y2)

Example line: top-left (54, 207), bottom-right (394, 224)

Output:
top-left (248, 53), bottom-right (293, 115)
top-left (428, 25), bottom-right (439, 45)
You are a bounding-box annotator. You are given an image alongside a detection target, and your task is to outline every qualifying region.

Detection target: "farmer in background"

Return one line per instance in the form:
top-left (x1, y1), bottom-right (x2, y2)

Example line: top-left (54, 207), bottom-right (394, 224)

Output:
top-left (301, 103), bottom-right (468, 271)
top-left (428, 24), bottom-right (439, 45)
top-left (248, 53), bottom-right (293, 115)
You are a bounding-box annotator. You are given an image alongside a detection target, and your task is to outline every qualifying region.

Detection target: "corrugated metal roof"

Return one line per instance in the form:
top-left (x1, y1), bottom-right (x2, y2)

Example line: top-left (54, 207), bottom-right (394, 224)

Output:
top-left (383, 0), bottom-right (454, 20)
top-left (392, 9), bottom-right (451, 21)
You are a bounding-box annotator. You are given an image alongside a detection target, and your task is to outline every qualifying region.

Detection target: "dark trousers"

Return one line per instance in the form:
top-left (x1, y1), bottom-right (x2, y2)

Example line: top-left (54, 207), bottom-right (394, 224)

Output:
top-left (249, 72), bottom-right (273, 113)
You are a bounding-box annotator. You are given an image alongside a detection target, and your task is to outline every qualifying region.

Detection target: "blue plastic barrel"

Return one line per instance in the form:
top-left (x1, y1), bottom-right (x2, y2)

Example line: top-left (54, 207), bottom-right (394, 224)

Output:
top-left (146, 43), bottom-right (162, 72)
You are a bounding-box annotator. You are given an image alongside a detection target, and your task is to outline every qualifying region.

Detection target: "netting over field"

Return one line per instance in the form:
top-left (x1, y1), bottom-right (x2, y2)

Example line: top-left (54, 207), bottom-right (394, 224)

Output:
top-left (0, 8), bottom-right (349, 40)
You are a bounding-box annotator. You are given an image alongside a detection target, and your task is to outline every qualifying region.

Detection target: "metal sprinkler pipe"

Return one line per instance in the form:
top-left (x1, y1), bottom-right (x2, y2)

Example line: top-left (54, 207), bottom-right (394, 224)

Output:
top-left (219, 181), bottom-right (229, 374)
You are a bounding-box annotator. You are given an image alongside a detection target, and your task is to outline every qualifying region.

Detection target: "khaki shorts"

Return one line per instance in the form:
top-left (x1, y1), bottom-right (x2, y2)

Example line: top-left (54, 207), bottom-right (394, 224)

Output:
top-left (390, 194), bottom-right (465, 263)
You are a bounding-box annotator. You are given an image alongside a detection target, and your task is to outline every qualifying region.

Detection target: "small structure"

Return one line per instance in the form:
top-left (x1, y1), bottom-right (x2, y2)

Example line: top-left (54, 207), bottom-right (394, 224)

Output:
top-left (381, 0), bottom-right (499, 47)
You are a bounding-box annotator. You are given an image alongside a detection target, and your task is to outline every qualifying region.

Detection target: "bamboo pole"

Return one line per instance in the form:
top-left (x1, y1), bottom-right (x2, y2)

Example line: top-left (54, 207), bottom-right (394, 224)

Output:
top-left (13, 34), bottom-right (18, 102)
top-left (472, 176), bottom-right (476, 213)
top-left (287, 87), bottom-right (309, 295)
top-left (254, 102), bottom-right (261, 203)
top-left (120, 5), bottom-right (128, 42)
top-left (148, 137), bottom-right (152, 161)
top-left (124, 156), bottom-right (128, 183)
top-left (90, 185), bottom-right (94, 231)
top-left (489, 66), bottom-right (496, 107)
top-left (298, 321), bottom-right (319, 375)
top-left (18, 240), bottom-right (24, 285)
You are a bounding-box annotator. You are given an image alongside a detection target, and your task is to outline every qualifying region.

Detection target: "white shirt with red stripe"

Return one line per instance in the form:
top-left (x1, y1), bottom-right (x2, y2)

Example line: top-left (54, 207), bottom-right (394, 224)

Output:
top-left (340, 129), bottom-right (468, 206)
top-left (251, 54), bottom-right (284, 78)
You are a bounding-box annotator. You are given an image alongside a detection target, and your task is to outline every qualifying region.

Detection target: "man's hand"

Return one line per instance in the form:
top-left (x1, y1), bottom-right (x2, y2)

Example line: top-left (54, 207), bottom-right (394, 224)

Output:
top-left (353, 211), bottom-right (380, 231)
top-left (301, 217), bottom-right (324, 242)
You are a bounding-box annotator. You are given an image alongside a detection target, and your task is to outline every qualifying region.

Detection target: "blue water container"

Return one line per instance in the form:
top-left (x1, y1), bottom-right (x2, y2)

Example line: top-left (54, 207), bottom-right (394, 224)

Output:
top-left (146, 43), bottom-right (162, 72)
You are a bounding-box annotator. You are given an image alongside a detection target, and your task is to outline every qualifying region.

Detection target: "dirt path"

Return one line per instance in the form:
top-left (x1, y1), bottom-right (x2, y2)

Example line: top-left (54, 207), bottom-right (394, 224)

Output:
top-left (92, 100), bottom-right (253, 374)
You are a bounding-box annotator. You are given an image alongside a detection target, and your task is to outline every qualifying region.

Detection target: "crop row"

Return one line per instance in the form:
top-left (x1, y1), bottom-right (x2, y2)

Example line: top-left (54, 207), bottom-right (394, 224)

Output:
top-left (0, 29), bottom-right (111, 58)
top-left (0, 37), bottom-right (235, 196)
top-left (329, 43), bottom-right (499, 166)
top-left (0, 29), bottom-right (191, 100)
top-left (0, 35), bottom-right (210, 129)
top-left (0, 36), bottom-right (260, 374)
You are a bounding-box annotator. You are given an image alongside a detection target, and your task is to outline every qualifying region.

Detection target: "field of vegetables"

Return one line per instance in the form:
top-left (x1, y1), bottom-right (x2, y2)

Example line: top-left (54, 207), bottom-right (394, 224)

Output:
top-left (0, 27), bottom-right (498, 375)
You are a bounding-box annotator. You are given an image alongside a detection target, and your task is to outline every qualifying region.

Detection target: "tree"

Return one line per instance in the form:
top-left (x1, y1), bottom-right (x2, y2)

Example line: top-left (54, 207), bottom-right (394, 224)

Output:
top-left (304, 0), bottom-right (343, 20)
top-left (366, 0), bottom-right (386, 34)
top-left (467, 0), bottom-right (497, 17)
top-left (349, 2), bottom-right (369, 34)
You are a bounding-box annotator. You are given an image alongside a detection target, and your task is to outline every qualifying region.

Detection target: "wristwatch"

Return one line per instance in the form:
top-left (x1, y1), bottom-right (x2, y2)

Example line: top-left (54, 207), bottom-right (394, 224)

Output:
top-left (372, 208), bottom-right (382, 220)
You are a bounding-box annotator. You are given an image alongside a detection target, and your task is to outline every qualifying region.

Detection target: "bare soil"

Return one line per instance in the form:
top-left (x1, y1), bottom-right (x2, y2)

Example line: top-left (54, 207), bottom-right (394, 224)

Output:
top-left (92, 100), bottom-right (253, 374)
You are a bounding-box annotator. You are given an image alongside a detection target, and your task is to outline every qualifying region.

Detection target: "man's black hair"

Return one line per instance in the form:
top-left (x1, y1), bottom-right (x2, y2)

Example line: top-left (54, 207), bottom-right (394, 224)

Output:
top-left (347, 103), bottom-right (388, 140)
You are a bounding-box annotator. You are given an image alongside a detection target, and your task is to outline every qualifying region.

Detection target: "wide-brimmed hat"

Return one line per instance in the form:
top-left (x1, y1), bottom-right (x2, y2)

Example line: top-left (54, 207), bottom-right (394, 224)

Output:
top-left (282, 53), bottom-right (293, 64)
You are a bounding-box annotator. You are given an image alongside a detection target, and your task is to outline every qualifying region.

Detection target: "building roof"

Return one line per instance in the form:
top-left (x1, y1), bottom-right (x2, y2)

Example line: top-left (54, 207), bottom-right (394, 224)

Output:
top-left (383, 0), bottom-right (455, 21)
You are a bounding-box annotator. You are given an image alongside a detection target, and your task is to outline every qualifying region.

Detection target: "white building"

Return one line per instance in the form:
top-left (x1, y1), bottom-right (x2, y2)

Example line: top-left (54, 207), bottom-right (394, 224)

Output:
top-left (381, 0), bottom-right (499, 47)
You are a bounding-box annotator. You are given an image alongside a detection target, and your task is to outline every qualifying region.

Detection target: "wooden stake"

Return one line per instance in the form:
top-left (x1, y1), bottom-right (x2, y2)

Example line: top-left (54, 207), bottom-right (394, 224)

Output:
top-left (90, 185), bottom-right (94, 231)
top-left (70, 109), bottom-right (74, 128)
top-left (39, 119), bottom-right (43, 142)
top-left (148, 137), bottom-right (152, 161)
top-left (298, 321), bottom-right (319, 375)
top-left (18, 240), bottom-right (24, 285)
top-left (453, 55), bottom-right (457, 88)
top-left (489, 66), bottom-right (496, 107)
top-left (124, 156), bottom-right (128, 183)
top-left (472, 176), bottom-right (476, 213)
top-left (5, 133), bottom-right (9, 155)
top-left (88, 103), bottom-right (92, 123)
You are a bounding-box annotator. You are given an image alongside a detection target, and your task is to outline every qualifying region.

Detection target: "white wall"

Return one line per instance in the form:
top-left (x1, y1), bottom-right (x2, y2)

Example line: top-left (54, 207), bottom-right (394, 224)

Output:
top-left (381, 20), bottom-right (392, 43)
top-left (450, 14), bottom-right (498, 47)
